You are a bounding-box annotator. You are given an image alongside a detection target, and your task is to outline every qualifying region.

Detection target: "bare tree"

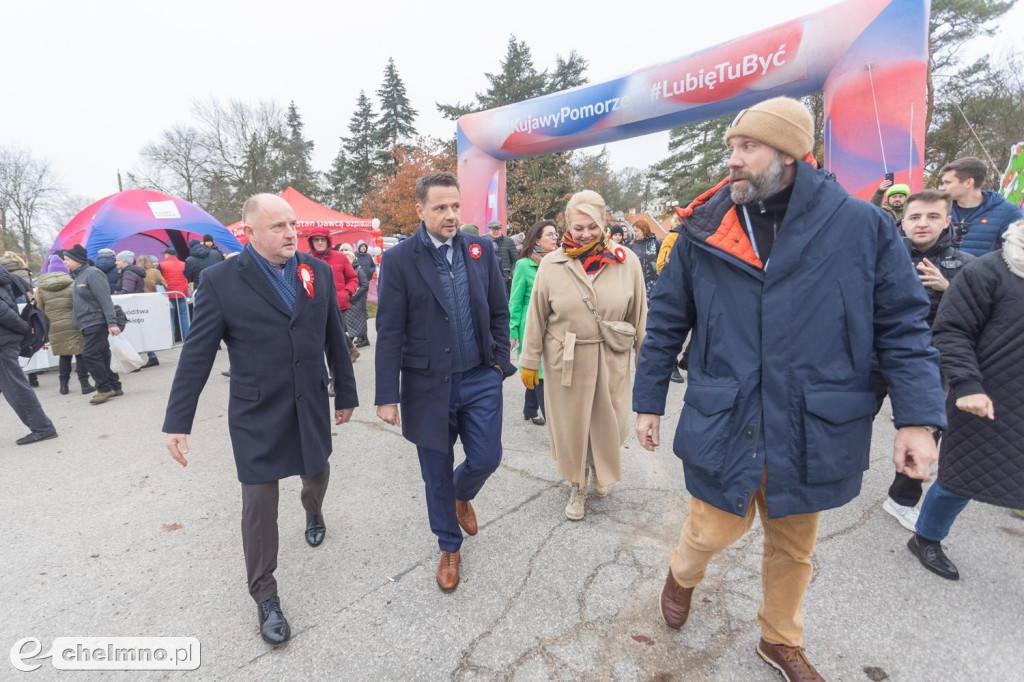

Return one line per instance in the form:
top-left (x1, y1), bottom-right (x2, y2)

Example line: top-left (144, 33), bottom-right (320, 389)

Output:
top-left (194, 99), bottom-right (288, 223)
top-left (0, 147), bottom-right (62, 260)
top-left (129, 125), bottom-right (211, 204)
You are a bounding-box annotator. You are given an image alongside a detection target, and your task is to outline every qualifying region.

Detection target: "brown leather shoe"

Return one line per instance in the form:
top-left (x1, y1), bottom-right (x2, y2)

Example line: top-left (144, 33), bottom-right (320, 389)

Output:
top-left (756, 638), bottom-right (825, 681)
top-left (89, 391), bottom-right (116, 405)
top-left (659, 568), bottom-right (694, 629)
top-left (436, 550), bottom-right (460, 592)
top-left (455, 499), bottom-right (478, 536)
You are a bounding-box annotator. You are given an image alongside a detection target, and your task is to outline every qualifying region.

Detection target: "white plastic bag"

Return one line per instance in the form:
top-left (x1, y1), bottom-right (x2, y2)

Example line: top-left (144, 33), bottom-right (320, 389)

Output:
top-left (109, 334), bottom-right (145, 374)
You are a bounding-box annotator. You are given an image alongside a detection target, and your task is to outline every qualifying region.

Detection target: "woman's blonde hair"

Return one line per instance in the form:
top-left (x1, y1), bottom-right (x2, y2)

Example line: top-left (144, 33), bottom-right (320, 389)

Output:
top-left (137, 255), bottom-right (155, 269)
top-left (564, 190), bottom-right (606, 227)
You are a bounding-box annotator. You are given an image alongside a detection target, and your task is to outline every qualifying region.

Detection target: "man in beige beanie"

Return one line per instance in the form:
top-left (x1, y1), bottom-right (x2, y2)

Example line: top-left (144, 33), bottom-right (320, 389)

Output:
top-left (633, 97), bottom-right (946, 681)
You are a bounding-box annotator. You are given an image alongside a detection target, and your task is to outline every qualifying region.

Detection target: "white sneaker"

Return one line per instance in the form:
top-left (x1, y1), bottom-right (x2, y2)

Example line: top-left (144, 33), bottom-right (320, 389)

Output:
top-left (587, 465), bottom-right (608, 497)
top-left (565, 484), bottom-right (586, 520)
top-left (883, 498), bottom-right (919, 532)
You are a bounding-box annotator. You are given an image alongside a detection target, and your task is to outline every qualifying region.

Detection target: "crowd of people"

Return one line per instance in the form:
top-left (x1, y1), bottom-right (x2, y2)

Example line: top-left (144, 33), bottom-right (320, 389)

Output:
top-left (2, 94), bottom-right (1021, 681)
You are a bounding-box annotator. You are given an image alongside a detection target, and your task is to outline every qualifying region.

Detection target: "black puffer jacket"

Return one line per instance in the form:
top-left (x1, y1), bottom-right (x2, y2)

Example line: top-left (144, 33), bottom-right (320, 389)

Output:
top-left (908, 230), bottom-right (974, 326)
top-left (932, 251), bottom-right (1024, 508)
top-left (0, 265), bottom-right (30, 350)
top-left (183, 243), bottom-right (222, 286)
top-left (114, 264), bottom-right (147, 294)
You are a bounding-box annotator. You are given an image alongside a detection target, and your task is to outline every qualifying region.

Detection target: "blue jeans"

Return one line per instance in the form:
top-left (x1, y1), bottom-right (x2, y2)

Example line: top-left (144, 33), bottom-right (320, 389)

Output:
top-left (170, 297), bottom-right (190, 342)
top-left (416, 366), bottom-right (504, 551)
top-left (915, 481), bottom-right (971, 542)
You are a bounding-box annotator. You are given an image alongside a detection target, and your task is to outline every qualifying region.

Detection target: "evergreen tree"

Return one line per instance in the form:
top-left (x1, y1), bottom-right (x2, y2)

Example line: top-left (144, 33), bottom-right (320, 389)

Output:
top-left (341, 90), bottom-right (385, 210)
top-left (326, 146), bottom-right (358, 213)
top-left (376, 58), bottom-right (418, 148)
top-left (549, 51), bottom-right (589, 93)
top-left (650, 115), bottom-right (732, 204)
top-left (280, 101), bottom-right (320, 198)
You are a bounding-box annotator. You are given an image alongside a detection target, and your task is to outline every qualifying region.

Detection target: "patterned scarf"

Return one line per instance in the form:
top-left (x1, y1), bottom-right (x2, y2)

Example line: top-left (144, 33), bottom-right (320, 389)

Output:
top-left (1002, 220), bottom-right (1024, 279)
top-left (562, 235), bottom-right (619, 275)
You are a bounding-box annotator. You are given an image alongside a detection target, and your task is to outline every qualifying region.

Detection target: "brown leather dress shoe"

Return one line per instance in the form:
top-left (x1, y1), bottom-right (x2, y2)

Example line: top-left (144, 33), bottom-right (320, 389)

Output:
top-left (455, 499), bottom-right (478, 536)
top-left (756, 638), bottom-right (825, 681)
top-left (437, 550), bottom-right (460, 592)
top-left (659, 568), bottom-right (695, 629)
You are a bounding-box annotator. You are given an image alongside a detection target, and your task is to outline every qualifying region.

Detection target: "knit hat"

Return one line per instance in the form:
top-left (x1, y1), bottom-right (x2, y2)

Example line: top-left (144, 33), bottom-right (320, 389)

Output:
top-left (61, 244), bottom-right (89, 265)
top-left (97, 248), bottom-right (116, 257)
top-left (116, 250), bottom-right (135, 264)
top-left (460, 224), bottom-right (479, 235)
top-left (202, 234), bottom-right (215, 243)
top-left (609, 225), bottom-right (624, 238)
top-left (724, 96), bottom-right (814, 160)
top-left (885, 183), bottom-right (910, 198)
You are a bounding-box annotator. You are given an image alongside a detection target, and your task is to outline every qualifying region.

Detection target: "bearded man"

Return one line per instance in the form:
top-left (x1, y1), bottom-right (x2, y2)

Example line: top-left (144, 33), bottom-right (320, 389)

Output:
top-left (633, 97), bottom-right (946, 681)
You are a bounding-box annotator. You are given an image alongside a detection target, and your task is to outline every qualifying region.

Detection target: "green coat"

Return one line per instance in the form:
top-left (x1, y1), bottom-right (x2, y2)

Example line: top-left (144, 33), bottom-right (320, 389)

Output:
top-left (36, 272), bottom-right (84, 356)
top-left (509, 256), bottom-right (542, 379)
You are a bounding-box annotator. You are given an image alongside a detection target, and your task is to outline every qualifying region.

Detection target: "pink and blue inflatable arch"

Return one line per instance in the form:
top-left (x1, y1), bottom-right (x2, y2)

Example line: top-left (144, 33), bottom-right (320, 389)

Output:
top-left (457, 0), bottom-right (929, 227)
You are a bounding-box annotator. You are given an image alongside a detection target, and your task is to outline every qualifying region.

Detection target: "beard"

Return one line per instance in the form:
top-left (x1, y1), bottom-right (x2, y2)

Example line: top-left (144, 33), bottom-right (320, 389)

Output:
top-left (730, 152), bottom-right (787, 205)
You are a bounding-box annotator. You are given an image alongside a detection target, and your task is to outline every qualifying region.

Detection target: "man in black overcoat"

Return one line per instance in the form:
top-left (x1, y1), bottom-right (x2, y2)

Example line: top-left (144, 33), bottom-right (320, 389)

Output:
top-left (163, 193), bottom-right (357, 645)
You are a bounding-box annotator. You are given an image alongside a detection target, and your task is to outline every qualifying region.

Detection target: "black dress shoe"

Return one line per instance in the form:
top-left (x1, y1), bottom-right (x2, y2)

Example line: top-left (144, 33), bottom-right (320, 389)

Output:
top-left (257, 596), bottom-right (290, 645)
top-left (907, 534), bottom-right (959, 580)
top-left (16, 430), bottom-right (58, 445)
top-left (531, 416), bottom-right (546, 426)
top-left (670, 368), bottom-right (685, 383)
top-left (354, 338), bottom-right (370, 348)
top-left (141, 357), bottom-right (159, 369)
top-left (305, 512), bottom-right (326, 547)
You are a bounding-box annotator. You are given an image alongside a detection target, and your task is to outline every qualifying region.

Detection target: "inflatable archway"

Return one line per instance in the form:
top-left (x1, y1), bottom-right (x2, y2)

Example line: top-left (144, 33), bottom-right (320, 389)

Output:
top-left (456, 0), bottom-right (929, 227)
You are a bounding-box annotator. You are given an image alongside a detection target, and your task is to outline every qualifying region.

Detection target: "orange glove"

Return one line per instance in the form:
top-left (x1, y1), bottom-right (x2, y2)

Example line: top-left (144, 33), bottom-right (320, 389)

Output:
top-left (521, 367), bottom-right (539, 389)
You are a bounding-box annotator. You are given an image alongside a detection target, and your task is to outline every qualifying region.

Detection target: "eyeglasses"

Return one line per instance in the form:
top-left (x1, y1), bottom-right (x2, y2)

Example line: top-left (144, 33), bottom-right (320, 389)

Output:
top-left (541, 231), bottom-right (558, 239)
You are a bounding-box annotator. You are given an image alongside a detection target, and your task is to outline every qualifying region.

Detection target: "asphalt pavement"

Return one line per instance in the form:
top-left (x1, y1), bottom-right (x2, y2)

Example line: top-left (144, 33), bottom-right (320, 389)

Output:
top-left (1, 335), bottom-right (1021, 681)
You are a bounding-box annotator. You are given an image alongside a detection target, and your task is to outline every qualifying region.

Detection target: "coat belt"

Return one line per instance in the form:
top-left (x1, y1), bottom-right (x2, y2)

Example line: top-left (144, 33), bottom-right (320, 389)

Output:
top-left (546, 329), bottom-right (602, 387)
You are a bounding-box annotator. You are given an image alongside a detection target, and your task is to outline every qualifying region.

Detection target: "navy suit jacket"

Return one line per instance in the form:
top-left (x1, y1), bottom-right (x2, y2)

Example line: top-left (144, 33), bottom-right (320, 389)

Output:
top-left (163, 249), bottom-right (357, 484)
top-left (374, 225), bottom-right (515, 451)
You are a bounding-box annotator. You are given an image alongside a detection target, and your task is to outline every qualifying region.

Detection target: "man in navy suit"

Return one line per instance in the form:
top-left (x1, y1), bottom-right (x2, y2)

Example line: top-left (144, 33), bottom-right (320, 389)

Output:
top-left (163, 193), bottom-right (357, 645)
top-left (375, 172), bottom-right (515, 592)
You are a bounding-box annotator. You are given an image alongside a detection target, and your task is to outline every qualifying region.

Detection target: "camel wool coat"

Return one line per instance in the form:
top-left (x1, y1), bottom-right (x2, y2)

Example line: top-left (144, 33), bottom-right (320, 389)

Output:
top-left (520, 247), bottom-right (647, 486)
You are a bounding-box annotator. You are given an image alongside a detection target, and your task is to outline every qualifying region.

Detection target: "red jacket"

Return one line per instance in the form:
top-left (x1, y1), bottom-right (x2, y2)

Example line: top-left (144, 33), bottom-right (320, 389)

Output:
top-left (159, 255), bottom-right (189, 299)
top-left (307, 228), bottom-right (358, 310)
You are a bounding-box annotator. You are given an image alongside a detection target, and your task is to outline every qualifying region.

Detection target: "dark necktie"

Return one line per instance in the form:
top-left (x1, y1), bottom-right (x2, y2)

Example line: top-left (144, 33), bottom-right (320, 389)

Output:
top-left (439, 244), bottom-right (451, 269)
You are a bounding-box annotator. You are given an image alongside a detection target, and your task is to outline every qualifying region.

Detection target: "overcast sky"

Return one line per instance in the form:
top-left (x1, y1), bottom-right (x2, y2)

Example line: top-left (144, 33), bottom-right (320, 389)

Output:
top-left (3, 0), bottom-right (1021, 205)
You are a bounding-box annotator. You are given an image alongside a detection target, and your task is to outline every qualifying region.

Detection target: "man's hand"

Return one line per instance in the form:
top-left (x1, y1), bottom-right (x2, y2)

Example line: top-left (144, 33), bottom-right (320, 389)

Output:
top-left (916, 258), bottom-right (949, 292)
top-left (955, 393), bottom-right (995, 420)
top-left (521, 367), bottom-right (539, 389)
top-left (376, 404), bottom-right (401, 426)
top-left (635, 413), bottom-right (661, 452)
top-left (109, 326), bottom-right (121, 336)
top-left (335, 408), bottom-right (354, 425)
top-left (878, 178), bottom-right (894, 191)
top-left (165, 433), bottom-right (190, 467)
top-left (893, 426), bottom-right (938, 479)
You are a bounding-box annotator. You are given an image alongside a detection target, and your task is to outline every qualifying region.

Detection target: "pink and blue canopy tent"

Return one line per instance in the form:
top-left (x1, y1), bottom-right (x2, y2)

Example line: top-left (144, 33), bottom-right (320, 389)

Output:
top-left (43, 189), bottom-right (241, 273)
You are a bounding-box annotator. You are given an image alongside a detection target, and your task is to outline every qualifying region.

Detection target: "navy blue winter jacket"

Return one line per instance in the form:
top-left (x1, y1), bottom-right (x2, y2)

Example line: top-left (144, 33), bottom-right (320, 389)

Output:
top-left (634, 162), bottom-right (946, 518)
top-left (954, 190), bottom-right (1022, 256)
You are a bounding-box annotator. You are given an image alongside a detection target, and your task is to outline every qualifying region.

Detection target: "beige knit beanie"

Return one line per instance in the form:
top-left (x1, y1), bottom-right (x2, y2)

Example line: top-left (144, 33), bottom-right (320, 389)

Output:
top-left (724, 97), bottom-right (814, 160)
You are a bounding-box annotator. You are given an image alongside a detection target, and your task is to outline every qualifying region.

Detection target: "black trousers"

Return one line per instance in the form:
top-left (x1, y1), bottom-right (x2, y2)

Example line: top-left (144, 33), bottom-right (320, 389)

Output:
top-left (58, 354), bottom-right (90, 382)
top-left (523, 379), bottom-right (545, 418)
top-left (81, 324), bottom-right (121, 393)
top-left (871, 357), bottom-right (929, 507)
top-left (240, 462), bottom-right (330, 604)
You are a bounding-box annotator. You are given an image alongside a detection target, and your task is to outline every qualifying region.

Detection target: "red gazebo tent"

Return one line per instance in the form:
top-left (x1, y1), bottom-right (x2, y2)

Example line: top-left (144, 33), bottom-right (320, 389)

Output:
top-left (226, 187), bottom-right (374, 247)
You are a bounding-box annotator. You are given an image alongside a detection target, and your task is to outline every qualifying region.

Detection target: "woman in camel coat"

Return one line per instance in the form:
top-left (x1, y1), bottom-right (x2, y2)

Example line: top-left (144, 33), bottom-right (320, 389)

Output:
top-left (520, 190), bottom-right (647, 520)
